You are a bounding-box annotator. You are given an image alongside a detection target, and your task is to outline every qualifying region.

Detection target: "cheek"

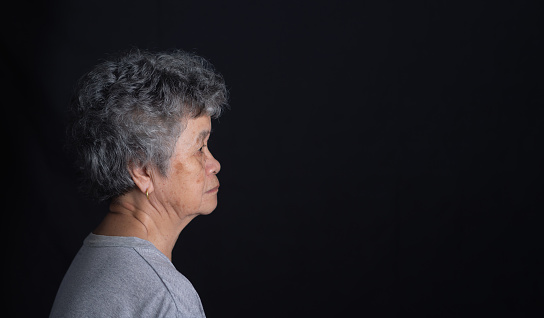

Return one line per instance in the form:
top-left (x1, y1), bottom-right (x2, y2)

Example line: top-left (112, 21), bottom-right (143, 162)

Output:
top-left (195, 156), bottom-right (208, 186)
top-left (173, 159), bottom-right (206, 190)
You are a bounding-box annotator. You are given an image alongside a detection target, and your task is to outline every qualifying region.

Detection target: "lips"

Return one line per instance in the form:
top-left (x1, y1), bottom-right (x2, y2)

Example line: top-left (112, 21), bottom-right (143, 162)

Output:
top-left (206, 185), bottom-right (220, 193)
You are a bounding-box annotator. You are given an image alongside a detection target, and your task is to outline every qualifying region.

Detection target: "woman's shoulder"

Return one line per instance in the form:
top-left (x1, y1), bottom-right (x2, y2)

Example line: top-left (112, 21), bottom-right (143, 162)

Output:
top-left (51, 235), bottom-right (181, 317)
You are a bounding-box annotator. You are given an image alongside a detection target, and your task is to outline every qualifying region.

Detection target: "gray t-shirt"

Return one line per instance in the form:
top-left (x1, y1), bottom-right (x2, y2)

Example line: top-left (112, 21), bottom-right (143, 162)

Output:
top-left (50, 233), bottom-right (206, 318)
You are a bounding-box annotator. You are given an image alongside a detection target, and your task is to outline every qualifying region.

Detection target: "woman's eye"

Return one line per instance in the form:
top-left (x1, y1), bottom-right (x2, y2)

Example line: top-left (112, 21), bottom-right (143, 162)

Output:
top-left (198, 145), bottom-right (206, 152)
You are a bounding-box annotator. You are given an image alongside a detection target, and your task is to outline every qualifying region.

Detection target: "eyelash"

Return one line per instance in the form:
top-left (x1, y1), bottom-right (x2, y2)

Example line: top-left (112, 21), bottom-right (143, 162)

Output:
top-left (198, 144), bottom-right (207, 152)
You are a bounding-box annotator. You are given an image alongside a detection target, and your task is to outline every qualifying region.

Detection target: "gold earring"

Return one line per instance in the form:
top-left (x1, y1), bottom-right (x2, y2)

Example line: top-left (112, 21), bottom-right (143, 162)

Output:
top-left (146, 190), bottom-right (149, 200)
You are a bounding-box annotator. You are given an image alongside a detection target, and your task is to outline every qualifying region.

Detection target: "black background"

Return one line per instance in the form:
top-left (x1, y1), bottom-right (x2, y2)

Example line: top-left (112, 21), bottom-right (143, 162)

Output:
top-left (4, 0), bottom-right (543, 317)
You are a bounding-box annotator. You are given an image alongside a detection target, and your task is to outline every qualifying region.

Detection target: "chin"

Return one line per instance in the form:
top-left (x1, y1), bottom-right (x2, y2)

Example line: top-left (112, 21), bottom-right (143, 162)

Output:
top-left (199, 200), bottom-right (218, 215)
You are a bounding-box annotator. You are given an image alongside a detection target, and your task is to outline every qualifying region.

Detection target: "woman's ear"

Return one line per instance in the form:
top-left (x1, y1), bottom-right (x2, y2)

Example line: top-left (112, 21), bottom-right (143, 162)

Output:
top-left (128, 162), bottom-right (155, 195)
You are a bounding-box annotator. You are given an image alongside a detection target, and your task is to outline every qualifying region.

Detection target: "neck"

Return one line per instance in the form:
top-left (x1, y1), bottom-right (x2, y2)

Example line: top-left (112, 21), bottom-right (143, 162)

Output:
top-left (93, 190), bottom-right (195, 260)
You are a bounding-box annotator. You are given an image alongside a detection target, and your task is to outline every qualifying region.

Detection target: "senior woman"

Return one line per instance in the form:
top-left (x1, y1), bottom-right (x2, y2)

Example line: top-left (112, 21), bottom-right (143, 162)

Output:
top-left (50, 49), bottom-right (227, 317)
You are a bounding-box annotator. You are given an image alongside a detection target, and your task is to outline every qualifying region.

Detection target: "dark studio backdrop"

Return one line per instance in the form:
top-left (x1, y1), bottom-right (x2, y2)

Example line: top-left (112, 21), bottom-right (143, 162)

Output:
top-left (3, 0), bottom-right (543, 317)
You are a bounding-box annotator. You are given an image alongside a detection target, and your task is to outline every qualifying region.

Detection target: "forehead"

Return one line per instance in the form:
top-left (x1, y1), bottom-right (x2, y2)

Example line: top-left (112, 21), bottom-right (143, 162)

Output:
top-left (177, 115), bottom-right (212, 147)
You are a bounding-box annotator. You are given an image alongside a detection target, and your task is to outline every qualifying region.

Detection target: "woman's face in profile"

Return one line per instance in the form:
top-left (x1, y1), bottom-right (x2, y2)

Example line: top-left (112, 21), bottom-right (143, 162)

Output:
top-left (152, 115), bottom-right (221, 217)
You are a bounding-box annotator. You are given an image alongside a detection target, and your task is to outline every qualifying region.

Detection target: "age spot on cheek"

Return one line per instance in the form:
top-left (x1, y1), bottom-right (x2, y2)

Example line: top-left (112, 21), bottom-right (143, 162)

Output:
top-left (174, 161), bottom-right (185, 175)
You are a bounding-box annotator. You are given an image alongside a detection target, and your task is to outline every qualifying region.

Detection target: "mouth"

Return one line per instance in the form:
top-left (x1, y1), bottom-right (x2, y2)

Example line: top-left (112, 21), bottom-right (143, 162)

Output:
top-left (205, 185), bottom-right (220, 194)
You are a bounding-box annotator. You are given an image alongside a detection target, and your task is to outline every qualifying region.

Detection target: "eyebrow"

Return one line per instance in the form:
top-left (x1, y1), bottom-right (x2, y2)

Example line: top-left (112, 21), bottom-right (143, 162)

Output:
top-left (196, 129), bottom-right (211, 144)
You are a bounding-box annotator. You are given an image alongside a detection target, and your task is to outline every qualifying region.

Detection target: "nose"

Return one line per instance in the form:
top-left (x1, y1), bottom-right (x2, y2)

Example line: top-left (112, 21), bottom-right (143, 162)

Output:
top-left (206, 150), bottom-right (221, 175)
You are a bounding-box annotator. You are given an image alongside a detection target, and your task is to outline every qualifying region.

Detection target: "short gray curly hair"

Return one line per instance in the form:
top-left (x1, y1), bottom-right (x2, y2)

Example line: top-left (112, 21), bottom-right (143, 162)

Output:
top-left (67, 49), bottom-right (228, 201)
